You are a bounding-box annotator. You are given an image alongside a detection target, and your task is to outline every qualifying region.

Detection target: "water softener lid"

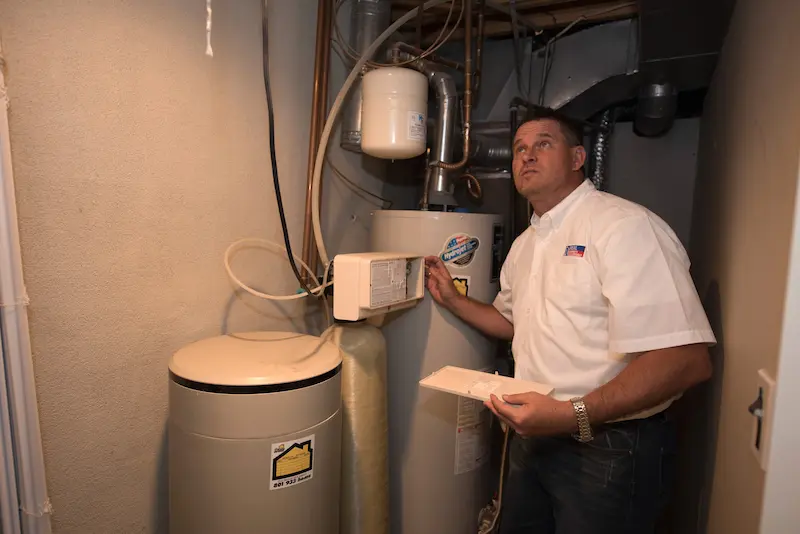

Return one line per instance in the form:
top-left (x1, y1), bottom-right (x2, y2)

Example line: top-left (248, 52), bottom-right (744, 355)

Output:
top-left (169, 331), bottom-right (341, 387)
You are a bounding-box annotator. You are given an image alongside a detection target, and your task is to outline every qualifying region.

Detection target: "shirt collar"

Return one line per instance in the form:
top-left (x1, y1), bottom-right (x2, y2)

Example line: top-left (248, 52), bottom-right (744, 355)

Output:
top-left (530, 179), bottom-right (594, 233)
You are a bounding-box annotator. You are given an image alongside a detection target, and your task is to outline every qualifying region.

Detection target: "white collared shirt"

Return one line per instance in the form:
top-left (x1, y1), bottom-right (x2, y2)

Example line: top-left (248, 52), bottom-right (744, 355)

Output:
top-left (493, 179), bottom-right (716, 409)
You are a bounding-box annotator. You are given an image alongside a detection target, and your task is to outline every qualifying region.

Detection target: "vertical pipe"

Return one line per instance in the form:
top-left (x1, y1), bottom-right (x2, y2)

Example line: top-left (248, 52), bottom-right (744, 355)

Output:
top-left (428, 0), bottom-right (473, 199)
top-left (474, 0), bottom-right (485, 102)
top-left (302, 0), bottom-right (333, 283)
top-left (340, 0), bottom-right (392, 152)
top-left (0, 48), bottom-right (53, 534)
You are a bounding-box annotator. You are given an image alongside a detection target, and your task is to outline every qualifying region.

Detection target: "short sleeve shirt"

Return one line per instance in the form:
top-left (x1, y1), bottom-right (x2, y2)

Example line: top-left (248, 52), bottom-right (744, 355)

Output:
top-left (493, 179), bottom-right (716, 407)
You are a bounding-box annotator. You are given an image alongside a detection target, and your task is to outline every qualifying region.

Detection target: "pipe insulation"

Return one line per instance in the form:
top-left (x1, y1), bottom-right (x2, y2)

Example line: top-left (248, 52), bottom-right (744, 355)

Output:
top-left (333, 324), bottom-right (389, 534)
top-left (312, 0), bottom-right (453, 267)
top-left (591, 109), bottom-right (613, 190)
top-left (0, 46), bottom-right (53, 534)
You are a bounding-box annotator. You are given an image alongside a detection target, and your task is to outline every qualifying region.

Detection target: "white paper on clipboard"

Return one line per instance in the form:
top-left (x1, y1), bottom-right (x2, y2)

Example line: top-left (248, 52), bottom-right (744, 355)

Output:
top-left (419, 366), bottom-right (554, 403)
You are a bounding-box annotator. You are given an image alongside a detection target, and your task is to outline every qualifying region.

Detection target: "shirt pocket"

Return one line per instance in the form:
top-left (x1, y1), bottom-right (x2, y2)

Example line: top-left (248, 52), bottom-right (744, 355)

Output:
top-left (543, 257), bottom-right (595, 329)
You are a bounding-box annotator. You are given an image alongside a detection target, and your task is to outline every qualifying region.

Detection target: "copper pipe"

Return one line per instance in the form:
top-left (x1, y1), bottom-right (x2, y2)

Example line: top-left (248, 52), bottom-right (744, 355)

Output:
top-left (475, 0), bottom-right (485, 101)
top-left (460, 173), bottom-right (483, 199)
top-left (430, 0), bottom-right (472, 172)
top-left (301, 0), bottom-right (332, 283)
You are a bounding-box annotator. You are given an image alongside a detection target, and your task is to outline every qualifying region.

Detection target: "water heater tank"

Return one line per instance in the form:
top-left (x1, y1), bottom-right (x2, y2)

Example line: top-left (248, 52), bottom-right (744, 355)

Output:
top-left (168, 331), bottom-right (343, 534)
top-left (361, 67), bottom-right (428, 159)
top-left (371, 210), bottom-right (504, 534)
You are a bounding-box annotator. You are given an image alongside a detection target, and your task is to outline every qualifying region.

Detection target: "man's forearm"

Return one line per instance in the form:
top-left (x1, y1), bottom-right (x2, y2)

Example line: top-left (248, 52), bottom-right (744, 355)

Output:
top-left (581, 343), bottom-right (712, 425)
top-left (445, 295), bottom-right (514, 341)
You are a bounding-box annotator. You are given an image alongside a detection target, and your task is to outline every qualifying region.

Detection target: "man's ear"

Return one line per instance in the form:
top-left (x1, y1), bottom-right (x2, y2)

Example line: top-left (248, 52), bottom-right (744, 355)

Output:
top-left (572, 145), bottom-right (587, 171)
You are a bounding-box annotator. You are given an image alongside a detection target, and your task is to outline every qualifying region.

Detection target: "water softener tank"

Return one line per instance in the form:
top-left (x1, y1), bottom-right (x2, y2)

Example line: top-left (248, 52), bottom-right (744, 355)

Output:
top-left (168, 331), bottom-right (343, 534)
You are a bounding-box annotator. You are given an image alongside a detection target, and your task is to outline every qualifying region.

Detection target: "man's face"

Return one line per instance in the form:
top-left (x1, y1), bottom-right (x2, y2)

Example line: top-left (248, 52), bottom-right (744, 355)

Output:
top-left (512, 119), bottom-right (582, 198)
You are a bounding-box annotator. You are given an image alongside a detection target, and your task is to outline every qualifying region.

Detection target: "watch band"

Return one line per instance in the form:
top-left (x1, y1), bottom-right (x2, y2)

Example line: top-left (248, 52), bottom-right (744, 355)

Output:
top-left (570, 397), bottom-right (594, 443)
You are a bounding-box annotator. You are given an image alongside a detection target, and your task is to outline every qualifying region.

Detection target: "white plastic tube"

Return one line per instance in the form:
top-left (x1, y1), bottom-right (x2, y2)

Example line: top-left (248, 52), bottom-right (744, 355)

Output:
top-left (0, 47), bottom-right (53, 534)
top-left (311, 0), bottom-right (451, 266)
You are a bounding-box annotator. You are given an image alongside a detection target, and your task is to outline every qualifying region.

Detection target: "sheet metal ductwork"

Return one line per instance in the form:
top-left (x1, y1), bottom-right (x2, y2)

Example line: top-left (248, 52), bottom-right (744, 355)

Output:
top-left (486, 0), bottom-right (734, 135)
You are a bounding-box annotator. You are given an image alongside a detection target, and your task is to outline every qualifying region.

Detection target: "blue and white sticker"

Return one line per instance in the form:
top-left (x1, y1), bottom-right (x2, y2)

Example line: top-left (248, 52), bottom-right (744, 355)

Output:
top-left (440, 233), bottom-right (481, 268)
top-left (407, 111), bottom-right (426, 142)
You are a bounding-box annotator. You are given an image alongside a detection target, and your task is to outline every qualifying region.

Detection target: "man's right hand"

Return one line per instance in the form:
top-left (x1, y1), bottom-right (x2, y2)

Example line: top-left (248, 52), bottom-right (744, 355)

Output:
top-left (424, 256), bottom-right (461, 308)
top-left (423, 256), bottom-right (514, 341)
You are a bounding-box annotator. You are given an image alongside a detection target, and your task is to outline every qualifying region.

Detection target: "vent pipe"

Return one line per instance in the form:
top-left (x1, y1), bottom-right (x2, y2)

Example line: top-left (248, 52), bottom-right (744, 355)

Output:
top-left (634, 82), bottom-right (678, 137)
top-left (340, 0), bottom-right (392, 152)
top-left (390, 50), bottom-right (459, 208)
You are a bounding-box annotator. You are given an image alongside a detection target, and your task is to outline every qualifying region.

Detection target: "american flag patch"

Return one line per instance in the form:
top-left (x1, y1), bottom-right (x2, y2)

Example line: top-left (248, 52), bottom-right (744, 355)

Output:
top-left (564, 245), bottom-right (586, 257)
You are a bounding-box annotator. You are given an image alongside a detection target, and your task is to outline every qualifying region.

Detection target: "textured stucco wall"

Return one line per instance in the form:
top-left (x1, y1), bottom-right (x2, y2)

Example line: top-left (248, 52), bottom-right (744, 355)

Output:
top-left (0, 0), bottom-right (397, 532)
top-left (689, 0), bottom-right (800, 532)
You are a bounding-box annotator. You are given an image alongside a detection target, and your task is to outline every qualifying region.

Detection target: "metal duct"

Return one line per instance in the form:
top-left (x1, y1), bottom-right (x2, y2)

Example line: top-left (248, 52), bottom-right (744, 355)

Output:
top-left (470, 136), bottom-right (512, 167)
top-left (633, 82), bottom-right (677, 137)
top-left (591, 110), bottom-right (613, 190)
top-left (341, 0), bottom-right (392, 153)
top-left (426, 69), bottom-right (459, 204)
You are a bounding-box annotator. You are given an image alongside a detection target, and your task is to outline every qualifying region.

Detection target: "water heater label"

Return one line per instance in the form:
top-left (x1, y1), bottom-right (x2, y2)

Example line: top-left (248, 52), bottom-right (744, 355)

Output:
top-left (455, 396), bottom-right (490, 476)
top-left (370, 259), bottom-right (408, 308)
top-left (407, 111), bottom-right (426, 142)
top-left (440, 233), bottom-right (480, 268)
top-left (270, 434), bottom-right (315, 490)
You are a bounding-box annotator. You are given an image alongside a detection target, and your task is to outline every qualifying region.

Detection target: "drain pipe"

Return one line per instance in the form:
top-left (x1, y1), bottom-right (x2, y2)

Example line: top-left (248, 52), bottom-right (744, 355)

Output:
top-left (591, 109), bottom-right (613, 190)
top-left (0, 48), bottom-right (53, 534)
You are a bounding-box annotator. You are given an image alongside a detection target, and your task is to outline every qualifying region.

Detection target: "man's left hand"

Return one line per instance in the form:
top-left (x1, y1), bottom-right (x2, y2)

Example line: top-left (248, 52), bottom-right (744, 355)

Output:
top-left (485, 392), bottom-right (577, 438)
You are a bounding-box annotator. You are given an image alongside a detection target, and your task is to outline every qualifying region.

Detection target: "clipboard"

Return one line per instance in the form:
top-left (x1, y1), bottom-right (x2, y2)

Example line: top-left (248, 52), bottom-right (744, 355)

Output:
top-left (419, 365), bottom-right (554, 403)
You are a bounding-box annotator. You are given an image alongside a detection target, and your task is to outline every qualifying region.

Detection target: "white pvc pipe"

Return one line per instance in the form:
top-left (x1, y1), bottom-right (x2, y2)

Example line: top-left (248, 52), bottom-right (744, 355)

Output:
top-left (310, 0), bottom-right (451, 266)
top-left (0, 341), bottom-right (22, 534)
top-left (0, 45), bottom-right (53, 534)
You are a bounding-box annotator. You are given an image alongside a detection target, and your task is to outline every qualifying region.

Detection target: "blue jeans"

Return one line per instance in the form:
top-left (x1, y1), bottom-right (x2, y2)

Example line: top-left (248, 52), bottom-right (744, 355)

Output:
top-left (499, 412), bottom-right (677, 534)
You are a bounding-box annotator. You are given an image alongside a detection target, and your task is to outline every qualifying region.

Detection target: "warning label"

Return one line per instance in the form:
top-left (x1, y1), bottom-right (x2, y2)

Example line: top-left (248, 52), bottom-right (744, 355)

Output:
top-left (270, 435), bottom-right (315, 490)
top-left (407, 111), bottom-right (426, 141)
top-left (370, 259), bottom-right (408, 308)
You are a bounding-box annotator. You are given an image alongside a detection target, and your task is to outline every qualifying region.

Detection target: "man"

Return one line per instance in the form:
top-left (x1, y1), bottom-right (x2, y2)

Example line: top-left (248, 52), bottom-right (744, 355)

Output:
top-left (425, 107), bottom-right (715, 534)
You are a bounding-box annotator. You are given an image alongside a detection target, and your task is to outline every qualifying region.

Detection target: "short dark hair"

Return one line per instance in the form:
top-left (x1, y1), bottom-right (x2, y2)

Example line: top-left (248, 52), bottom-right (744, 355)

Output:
top-left (518, 105), bottom-right (584, 147)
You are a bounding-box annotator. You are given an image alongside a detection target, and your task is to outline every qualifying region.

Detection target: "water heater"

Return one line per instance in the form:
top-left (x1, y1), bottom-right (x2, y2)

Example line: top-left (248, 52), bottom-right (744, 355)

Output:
top-left (361, 67), bottom-right (428, 159)
top-left (168, 331), bottom-right (342, 534)
top-left (370, 210), bottom-right (504, 534)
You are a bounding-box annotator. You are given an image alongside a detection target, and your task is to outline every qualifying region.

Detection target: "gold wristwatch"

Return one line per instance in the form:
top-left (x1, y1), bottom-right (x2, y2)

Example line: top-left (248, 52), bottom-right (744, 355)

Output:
top-left (570, 397), bottom-right (594, 443)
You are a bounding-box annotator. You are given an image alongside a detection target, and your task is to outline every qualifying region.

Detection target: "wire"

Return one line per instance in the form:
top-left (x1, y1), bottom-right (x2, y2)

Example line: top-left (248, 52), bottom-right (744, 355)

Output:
top-left (260, 0), bottom-right (316, 296)
top-left (224, 239), bottom-right (332, 301)
top-left (328, 159), bottom-right (392, 207)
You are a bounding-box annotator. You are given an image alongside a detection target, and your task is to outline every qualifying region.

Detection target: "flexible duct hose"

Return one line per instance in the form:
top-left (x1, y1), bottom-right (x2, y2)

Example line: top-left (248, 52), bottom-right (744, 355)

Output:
top-left (311, 0), bottom-right (452, 266)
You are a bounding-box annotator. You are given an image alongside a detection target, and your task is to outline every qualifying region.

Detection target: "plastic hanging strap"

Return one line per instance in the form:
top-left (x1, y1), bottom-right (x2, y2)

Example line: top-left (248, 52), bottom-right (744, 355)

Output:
top-left (205, 0), bottom-right (213, 57)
